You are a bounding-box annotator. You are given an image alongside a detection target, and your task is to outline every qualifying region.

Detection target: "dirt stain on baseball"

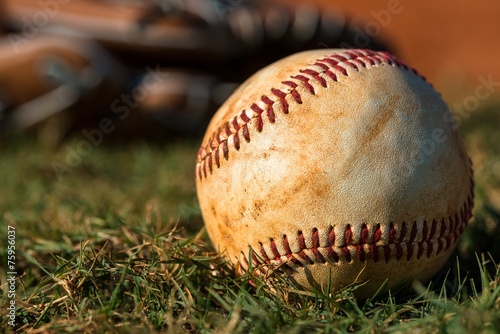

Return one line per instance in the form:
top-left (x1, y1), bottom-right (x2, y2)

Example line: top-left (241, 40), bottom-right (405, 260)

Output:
top-left (361, 94), bottom-right (399, 146)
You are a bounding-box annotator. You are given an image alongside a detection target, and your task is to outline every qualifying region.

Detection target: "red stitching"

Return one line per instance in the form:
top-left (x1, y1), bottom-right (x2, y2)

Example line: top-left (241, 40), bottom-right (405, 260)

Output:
top-left (389, 223), bottom-right (396, 243)
top-left (422, 220), bottom-right (428, 241)
top-left (283, 235), bottom-right (292, 254)
top-left (312, 228), bottom-right (320, 248)
top-left (232, 116), bottom-right (240, 131)
top-left (300, 69), bottom-right (327, 88)
top-left (238, 186), bottom-right (474, 271)
top-left (282, 81), bottom-right (303, 104)
top-left (251, 103), bottom-right (264, 132)
top-left (399, 222), bottom-right (407, 243)
top-left (233, 132), bottom-right (240, 150)
top-left (345, 225), bottom-right (352, 245)
top-left (343, 247), bottom-right (352, 262)
top-left (410, 222), bottom-right (418, 243)
top-left (207, 154), bottom-right (213, 174)
top-left (196, 49), bottom-right (417, 179)
top-left (298, 250), bottom-right (314, 264)
top-left (298, 231), bottom-right (306, 249)
top-left (242, 124), bottom-right (250, 142)
top-left (374, 225), bottom-right (381, 243)
top-left (240, 110), bottom-right (251, 123)
top-left (426, 240), bottom-right (433, 258)
top-left (256, 115), bottom-right (264, 132)
top-left (291, 75), bottom-right (315, 94)
top-left (261, 95), bottom-right (276, 123)
top-left (406, 241), bottom-right (414, 261)
top-left (328, 226), bottom-right (336, 245)
top-left (360, 224), bottom-right (369, 243)
top-left (395, 243), bottom-right (403, 261)
top-left (429, 219), bottom-right (437, 240)
top-left (214, 147), bottom-right (220, 168)
top-left (271, 88), bottom-right (289, 114)
top-left (370, 244), bottom-right (378, 262)
top-left (251, 250), bottom-right (262, 267)
top-left (330, 54), bottom-right (348, 62)
top-left (383, 245), bottom-right (391, 263)
top-left (224, 122), bottom-right (231, 137)
top-left (259, 242), bottom-right (270, 262)
top-left (270, 239), bottom-right (280, 260)
top-left (196, 49), bottom-right (474, 271)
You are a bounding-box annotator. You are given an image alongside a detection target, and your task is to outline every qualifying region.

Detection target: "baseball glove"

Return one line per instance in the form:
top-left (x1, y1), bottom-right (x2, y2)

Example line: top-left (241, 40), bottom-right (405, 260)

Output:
top-left (1, 0), bottom-right (392, 139)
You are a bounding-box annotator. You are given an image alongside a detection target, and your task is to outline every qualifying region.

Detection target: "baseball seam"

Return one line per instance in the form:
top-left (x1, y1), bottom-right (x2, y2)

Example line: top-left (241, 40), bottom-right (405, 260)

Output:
top-left (196, 49), bottom-right (419, 180)
top-left (238, 185), bottom-right (474, 272)
top-left (196, 48), bottom-right (474, 272)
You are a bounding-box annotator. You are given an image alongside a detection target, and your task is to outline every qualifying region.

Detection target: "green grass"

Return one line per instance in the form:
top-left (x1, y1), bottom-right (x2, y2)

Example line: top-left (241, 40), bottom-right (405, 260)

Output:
top-left (0, 104), bottom-right (499, 333)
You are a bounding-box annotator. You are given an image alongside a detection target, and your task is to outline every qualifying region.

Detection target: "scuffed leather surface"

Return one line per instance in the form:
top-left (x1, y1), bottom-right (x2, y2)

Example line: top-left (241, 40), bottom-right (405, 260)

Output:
top-left (196, 49), bottom-right (474, 298)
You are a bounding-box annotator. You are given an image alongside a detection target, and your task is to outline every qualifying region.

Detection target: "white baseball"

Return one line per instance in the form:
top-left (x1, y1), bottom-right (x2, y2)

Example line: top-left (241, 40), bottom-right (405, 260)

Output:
top-left (195, 49), bottom-right (474, 299)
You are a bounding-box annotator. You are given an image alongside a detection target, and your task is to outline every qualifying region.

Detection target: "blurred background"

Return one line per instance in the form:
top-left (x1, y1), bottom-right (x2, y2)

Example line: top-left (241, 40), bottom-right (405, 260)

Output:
top-left (1, 2), bottom-right (499, 331)
top-left (2, 0), bottom-right (497, 143)
top-left (310, 0), bottom-right (500, 100)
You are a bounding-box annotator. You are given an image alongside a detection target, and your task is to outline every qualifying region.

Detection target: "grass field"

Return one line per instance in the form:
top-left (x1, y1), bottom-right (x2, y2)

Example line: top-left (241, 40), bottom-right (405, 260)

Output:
top-left (0, 102), bottom-right (499, 333)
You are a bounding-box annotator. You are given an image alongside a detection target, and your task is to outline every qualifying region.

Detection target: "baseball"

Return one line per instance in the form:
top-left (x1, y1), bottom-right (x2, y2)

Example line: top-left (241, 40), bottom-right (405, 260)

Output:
top-left (195, 49), bottom-right (474, 299)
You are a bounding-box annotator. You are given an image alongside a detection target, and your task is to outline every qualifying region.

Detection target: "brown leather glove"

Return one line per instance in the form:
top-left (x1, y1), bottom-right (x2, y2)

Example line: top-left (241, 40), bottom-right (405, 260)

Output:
top-left (1, 0), bottom-right (392, 140)
top-left (0, 32), bottom-right (127, 137)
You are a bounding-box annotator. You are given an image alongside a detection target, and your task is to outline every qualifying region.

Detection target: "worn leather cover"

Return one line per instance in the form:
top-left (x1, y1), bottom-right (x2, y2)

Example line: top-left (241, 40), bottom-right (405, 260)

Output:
top-left (196, 49), bottom-right (474, 298)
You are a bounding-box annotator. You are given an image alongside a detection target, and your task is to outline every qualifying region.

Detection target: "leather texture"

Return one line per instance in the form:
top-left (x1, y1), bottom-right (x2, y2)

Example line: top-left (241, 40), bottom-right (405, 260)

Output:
top-left (196, 49), bottom-right (474, 299)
